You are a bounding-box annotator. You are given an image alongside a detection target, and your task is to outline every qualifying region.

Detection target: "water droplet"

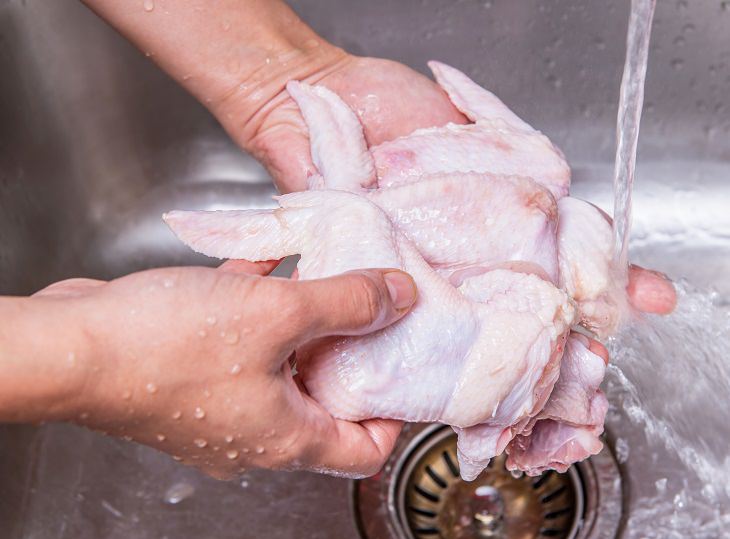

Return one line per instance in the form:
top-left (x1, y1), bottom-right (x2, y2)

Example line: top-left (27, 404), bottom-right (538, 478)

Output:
top-left (671, 58), bottom-right (685, 70)
top-left (655, 477), bottom-right (667, 492)
top-left (242, 447), bottom-right (250, 454)
top-left (164, 481), bottom-right (194, 504)
top-left (122, 435), bottom-right (133, 442)
top-left (615, 437), bottom-right (630, 463)
top-left (205, 316), bottom-right (217, 326)
top-left (226, 449), bottom-right (240, 460)
top-left (682, 23), bottom-right (696, 33)
top-left (255, 446), bottom-right (265, 454)
top-left (722, 1), bottom-right (730, 11)
top-left (194, 438), bottom-right (208, 448)
top-left (194, 407), bottom-right (206, 419)
top-left (594, 38), bottom-right (606, 51)
top-left (197, 329), bottom-right (207, 338)
top-left (172, 455), bottom-right (182, 462)
top-left (79, 412), bottom-right (89, 420)
top-left (172, 410), bottom-right (182, 420)
top-left (156, 434), bottom-right (166, 442)
top-left (265, 57), bottom-right (272, 65)
top-left (223, 331), bottom-right (240, 345)
top-left (162, 279), bottom-right (174, 288)
top-left (673, 35), bottom-right (686, 46)
top-left (143, 0), bottom-right (154, 12)
top-left (240, 479), bottom-right (249, 488)
top-left (230, 363), bottom-right (242, 375)
top-left (509, 469), bottom-right (524, 479)
top-left (145, 383), bottom-right (158, 394)
top-left (182, 74), bottom-right (192, 81)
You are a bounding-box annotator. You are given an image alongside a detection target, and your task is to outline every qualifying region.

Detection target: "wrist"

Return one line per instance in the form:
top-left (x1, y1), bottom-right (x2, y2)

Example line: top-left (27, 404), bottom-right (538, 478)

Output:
top-left (0, 295), bottom-right (93, 423)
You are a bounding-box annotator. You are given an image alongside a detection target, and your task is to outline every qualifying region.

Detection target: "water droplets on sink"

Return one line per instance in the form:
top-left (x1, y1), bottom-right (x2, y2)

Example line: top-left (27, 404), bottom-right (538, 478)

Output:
top-left (164, 482), bottom-right (195, 505)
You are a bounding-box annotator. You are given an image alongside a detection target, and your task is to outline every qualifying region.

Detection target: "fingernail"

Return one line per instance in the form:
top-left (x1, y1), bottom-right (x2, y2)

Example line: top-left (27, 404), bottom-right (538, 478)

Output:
top-left (384, 271), bottom-right (417, 311)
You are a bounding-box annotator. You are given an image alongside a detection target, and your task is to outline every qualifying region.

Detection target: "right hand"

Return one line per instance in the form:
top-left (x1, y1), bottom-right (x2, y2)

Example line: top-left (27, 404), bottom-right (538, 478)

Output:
top-left (26, 262), bottom-right (417, 480)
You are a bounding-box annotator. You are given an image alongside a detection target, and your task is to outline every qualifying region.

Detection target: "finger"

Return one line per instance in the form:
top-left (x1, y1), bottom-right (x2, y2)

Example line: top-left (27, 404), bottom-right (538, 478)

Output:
top-left (218, 259), bottom-right (281, 276)
top-left (33, 278), bottom-right (106, 298)
top-left (246, 99), bottom-right (316, 193)
top-left (287, 269), bottom-right (418, 342)
top-left (304, 412), bottom-right (403, 478)
top-left (627, 264), bottom-right (677, 315)
top-left (587, 338), bottom-right (610, 365)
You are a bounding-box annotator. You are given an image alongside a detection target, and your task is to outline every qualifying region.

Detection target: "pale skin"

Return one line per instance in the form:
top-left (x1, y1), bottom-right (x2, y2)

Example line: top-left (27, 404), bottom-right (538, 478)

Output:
top-left (0, 0), bottom-right (677, 480)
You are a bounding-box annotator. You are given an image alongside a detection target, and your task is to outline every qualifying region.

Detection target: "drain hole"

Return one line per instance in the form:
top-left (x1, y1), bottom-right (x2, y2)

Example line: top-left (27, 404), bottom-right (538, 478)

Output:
top-left (442, 451), bottom-right (459, 478)
top-left (425, 465), bottom-right (448, 489)
top-left (532, 471), bottom-right (553, 489)
top-left (409, 506), bottom-right (438, 518)
top-left (544, 507), bottom-right (573, 520)
top-left (414, 484), bottom-right (441, 504)
top-left (541, 528), bottom-right (568, 537)
top-left (541, 485), bottom-right (568, 504)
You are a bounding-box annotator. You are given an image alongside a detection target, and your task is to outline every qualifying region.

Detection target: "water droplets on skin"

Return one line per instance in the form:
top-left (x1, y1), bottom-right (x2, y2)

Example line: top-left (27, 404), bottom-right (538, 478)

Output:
top-left (194, 407), bottom-right (206, 419)
top-left (156, 434), bottom-right (166, 442)
top-left (255, 446), bottom-right (265, 454)
top-left (197, 329), bottom-right (207, 338)
top-left (145, 383), bottom-right (158, 394)
top-left (205, 316), bottom-right (217, 326)
top-left (221, 331), bottom-right (240, 345)
top-left (230, 363), bottom-right (242, 375)
top-left (226, 449), bottom-right (240, 460)
top-left (164, 482), bottom-right (195, 504)
top-left (671, 58), bottom-right (684, 71)
top-left (162, 279), bottom-right (174, 289)
top-left (142, 0), bottom-right (154, 12)
top-left (172, 410), bottom-right (182, 420)
top-left (224, 435), bottom-right (234, 444)
top-left (194, 438), bottom-right (208, 448)
top-left (79, 412), bottom-right (89, 421)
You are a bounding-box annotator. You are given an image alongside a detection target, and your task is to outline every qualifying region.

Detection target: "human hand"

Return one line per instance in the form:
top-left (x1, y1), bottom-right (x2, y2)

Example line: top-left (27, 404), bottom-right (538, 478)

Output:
top-left (24, 262), bottom-right (417, 480)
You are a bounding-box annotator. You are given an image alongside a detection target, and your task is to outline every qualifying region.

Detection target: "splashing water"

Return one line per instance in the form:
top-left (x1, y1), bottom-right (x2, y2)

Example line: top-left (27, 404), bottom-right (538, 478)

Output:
top-left (606, 284), bottom-right (730, 537)
top-left (612, 0), bottom-right (655, 273)
top-left (606, 1), bottom-right (730, 536)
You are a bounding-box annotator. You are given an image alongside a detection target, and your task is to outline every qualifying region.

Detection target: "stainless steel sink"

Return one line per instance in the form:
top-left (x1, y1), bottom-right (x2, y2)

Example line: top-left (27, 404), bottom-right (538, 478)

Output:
top-left (1, 0), bottom-right (729, 537)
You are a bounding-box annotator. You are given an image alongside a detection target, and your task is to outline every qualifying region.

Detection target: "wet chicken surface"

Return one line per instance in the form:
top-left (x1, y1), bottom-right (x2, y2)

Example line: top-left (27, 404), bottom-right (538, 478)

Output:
top-left (165, 62), bottom-right (623, 481)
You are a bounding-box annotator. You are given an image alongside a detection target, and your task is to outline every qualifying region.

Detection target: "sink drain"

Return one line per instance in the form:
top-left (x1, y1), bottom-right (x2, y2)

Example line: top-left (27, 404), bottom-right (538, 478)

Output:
top-left (353, 425), bottom-right (623, 539)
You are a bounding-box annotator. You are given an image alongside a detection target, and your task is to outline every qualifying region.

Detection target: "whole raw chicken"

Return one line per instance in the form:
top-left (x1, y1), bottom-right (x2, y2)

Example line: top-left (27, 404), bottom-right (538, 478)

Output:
top-left (164, 62), bottom-right (623, 481)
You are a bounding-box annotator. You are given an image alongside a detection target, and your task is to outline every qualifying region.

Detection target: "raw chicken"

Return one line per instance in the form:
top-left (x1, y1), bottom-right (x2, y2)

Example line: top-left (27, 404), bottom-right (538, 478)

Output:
top-left (165, 61), bottom-right (622, 480)
top-left (164, 191), bottom-right (575, 482)
top-left (505, 334), bottom-right (608, 475)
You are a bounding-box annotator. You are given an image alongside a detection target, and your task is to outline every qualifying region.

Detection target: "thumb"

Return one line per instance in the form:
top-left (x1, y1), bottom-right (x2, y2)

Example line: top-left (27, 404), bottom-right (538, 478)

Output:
top-left (290, 269), bottom-right (418, 341)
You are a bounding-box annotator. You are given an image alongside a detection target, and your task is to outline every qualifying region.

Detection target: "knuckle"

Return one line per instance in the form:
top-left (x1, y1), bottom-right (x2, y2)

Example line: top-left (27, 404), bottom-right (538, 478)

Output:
top-left (352, 274), bottom-right (384, 328)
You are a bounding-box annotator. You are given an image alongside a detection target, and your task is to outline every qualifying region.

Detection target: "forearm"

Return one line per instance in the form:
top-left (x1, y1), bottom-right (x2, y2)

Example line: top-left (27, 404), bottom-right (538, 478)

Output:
top-left (0, 297), bottom-right (88, 423)
top-left (81, 0), bottom-right (346, 146)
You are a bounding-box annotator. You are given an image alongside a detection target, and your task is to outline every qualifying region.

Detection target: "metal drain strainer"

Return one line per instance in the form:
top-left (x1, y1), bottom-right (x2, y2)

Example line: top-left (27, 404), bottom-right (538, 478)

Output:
top-left (397, 428), bottom-right (581, 538)
top-left (354, 425), bottom-right (623, 539)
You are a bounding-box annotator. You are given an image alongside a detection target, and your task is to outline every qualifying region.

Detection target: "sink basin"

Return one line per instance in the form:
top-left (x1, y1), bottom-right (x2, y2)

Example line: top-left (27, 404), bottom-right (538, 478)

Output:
top-left (1, 0), bottom-right (728, 537)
